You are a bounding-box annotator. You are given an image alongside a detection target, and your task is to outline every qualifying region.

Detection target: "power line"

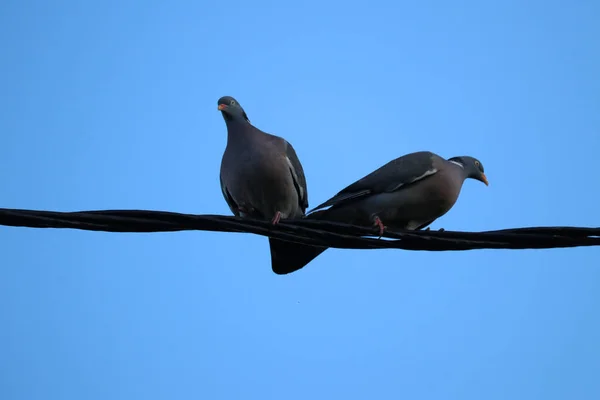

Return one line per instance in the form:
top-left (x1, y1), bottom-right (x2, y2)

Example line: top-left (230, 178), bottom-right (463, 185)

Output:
top-left (1, 208), bottom-right (599, 251)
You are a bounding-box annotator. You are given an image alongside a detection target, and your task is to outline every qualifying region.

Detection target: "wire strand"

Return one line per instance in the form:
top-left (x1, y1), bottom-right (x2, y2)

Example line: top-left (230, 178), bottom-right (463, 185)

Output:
top-left (1, 208), bottom-right (599, 251)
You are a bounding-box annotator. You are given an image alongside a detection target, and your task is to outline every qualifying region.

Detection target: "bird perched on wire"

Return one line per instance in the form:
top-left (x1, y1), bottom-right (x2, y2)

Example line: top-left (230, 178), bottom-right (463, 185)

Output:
top-left (217, 96), bottom-right (309, 271)
top-left (268, 151), bottom-right (489, 274)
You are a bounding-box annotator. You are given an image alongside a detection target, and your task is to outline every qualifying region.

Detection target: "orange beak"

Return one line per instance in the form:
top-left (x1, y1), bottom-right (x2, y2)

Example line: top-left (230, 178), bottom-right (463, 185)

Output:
top-left (218, 104), bottom-right (226, 111)
top-left (481, 173), bottom-right (489, 186)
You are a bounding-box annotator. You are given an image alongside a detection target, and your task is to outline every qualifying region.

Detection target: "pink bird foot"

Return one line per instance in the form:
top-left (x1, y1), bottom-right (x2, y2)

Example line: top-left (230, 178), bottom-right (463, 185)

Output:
top-left (271, 211), bottom-right (282, 225)
top-left (373, 216), bottom-right (386, 239)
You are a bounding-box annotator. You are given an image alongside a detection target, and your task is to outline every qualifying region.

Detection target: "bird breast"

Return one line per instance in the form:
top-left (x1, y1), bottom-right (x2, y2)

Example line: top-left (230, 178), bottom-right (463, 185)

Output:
top-left (222, 146), bottom-right (299, 219)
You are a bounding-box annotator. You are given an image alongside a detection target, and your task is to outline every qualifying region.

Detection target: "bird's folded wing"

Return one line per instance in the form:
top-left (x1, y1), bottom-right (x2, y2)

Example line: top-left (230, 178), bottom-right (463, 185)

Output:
top-left (309, 151), bottom-right (439, 212)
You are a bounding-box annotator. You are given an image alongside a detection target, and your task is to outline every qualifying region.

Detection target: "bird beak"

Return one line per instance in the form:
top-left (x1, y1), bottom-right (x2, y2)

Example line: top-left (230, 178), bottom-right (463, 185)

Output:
top-left (481, 173), bottom-right (489, 186)
top-left (218, 104), bottom-right (227, 111)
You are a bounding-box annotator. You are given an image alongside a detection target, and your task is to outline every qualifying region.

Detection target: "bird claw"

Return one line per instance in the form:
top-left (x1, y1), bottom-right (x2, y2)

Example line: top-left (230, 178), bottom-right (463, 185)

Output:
top-left (425, 227), bottom-right (445, 232)
top-left (373, 216), bottom-right (386, 239)
top-left (271, 211), bottom-right (282, 225)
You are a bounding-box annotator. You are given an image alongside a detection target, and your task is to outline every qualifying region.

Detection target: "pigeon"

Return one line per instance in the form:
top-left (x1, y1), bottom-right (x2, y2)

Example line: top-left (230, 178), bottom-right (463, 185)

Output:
top-left (268, 151), bottom-right (488, 274)
top-left (217, 96), bottom-right (309, 271)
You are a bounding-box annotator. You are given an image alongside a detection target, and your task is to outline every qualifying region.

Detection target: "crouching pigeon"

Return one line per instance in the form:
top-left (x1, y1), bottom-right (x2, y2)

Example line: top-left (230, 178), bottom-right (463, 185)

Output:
top-left (268, 151), bottom-right (488, 274)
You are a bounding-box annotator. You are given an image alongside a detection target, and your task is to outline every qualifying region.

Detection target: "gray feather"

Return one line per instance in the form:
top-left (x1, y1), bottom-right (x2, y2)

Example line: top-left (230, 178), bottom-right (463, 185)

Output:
top-left (269, 151), bottom-right (488, 274)
top-left (219, 174), bottom-right (240, 217)
top-left (217, 96), bottom-right (308, 222)
top-left (284, 142), bottom-right (309, 211)
top-left (309, 151), bottom-right (439, 213)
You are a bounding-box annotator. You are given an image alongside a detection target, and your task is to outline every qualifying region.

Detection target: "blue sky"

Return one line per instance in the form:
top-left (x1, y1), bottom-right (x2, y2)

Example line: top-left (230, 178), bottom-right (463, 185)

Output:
top-left (1, 1), bottom-right (599, 399)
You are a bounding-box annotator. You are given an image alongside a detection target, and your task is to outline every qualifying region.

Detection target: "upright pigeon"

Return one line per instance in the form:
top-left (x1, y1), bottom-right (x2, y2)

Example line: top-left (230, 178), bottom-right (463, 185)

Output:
top-left (217, 96), bottom-right (309, 270)
top-left (268, 151), bottom-right (489, 274)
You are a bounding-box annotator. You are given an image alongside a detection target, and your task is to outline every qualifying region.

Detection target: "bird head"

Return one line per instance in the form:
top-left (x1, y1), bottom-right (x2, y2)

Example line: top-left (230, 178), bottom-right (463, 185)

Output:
top-left (217, 96), bottom-right (250, 123)
top-left (448, 156), bottom-right (488, 186)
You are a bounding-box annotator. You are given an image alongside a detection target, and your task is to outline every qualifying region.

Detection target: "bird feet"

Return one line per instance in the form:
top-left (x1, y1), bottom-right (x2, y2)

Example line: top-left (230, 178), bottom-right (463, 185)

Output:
top-left (373, 216), bottom-right (386, 239)
top-left (424, 227), bottom-right (445, 232)
top-left (271, 211), bottom-right (282, 225)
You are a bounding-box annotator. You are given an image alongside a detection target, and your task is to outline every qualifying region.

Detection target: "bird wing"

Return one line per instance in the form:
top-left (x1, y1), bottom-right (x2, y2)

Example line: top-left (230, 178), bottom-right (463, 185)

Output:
top-left (219, 174), bottom-right (241, 217)
top-left (309, 151), bottom-right (440, 213)
top-left (283, 140), bottom-right (309, 213)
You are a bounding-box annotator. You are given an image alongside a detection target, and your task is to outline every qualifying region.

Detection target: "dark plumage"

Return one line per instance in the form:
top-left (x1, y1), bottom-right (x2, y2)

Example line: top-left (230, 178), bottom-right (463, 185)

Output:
top-left (268, 151), bottom-right (488, 274)
top-left (217, 96), bottom-right (309, 273)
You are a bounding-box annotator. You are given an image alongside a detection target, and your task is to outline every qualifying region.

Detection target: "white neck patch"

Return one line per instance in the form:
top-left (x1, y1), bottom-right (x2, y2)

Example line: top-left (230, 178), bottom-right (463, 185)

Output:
top-left (449, 160), bottom-right (464, 169)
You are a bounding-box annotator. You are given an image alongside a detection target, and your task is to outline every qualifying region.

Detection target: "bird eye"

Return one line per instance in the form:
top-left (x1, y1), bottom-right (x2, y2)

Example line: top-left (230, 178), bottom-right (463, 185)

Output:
top-left (230, 100), bottom-right (235, 105)
top-left (475, 160), bottom-right (484, 172)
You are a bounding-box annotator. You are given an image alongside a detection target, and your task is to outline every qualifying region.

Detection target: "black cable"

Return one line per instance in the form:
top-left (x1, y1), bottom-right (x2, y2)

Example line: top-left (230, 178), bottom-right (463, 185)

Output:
top-left (1, 208), bottom-right (599, 252)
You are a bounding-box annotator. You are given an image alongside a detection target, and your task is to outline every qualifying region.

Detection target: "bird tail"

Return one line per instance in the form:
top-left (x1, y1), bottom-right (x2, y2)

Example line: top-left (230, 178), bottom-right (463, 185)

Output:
top-left (268, 209), bottom-right (330, 275)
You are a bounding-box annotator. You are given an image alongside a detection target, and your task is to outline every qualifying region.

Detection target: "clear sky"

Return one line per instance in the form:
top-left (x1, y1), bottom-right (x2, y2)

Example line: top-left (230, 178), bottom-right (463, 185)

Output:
top-left (1, 1), bottom-right (599, 399)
